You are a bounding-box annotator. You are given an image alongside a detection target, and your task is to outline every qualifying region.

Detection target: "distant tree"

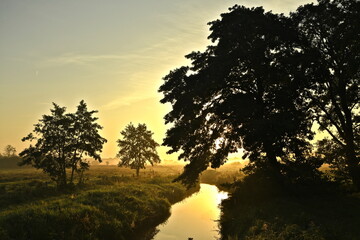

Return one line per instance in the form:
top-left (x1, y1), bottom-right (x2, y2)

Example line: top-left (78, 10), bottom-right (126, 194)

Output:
top-left (117, 123), bottom-right (160, 177)
top-left (0, 145), bottom-right (21, 169)
top-left (159, 5), bottom-right (314, 186)
top-left (19, 100), bottom-right (107, 187)
top-left (3, 145), bottom-right (16, 157)
top-left (292, 0), bottom-right (360, 189)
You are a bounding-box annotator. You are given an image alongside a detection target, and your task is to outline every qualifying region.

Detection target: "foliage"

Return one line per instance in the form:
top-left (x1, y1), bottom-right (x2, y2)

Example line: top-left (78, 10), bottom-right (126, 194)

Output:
top-left (3, 145), bottom-right (16, 157)
top-left (19, 100), bottom-right (107, 187)
top-left (292, 0), bottom-right (360, 188)
top-left (159, 5), bottom-right (314, 186)
top-left (316, 138), bottom-right (352, 185)
top-left (117, 123), bottom-right (160, 176)
top-left (200, 169), bottom-right (243, 186)
top-left (159, 0), bottom-right (359, 189)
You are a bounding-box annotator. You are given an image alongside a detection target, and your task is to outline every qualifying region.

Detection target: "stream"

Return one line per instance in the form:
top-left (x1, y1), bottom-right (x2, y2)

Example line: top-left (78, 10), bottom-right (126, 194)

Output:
top-left (152, 184), bottom-right (228, 240)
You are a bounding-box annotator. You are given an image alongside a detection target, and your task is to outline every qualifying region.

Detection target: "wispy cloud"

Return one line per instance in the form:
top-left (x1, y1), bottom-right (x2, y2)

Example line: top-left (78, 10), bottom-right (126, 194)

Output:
top-left (43, 35), bottom-right (196, 67)
top-left (102, 95), bottom-right (156, 110)
top-left (45, 52), bottom-right (155, 66)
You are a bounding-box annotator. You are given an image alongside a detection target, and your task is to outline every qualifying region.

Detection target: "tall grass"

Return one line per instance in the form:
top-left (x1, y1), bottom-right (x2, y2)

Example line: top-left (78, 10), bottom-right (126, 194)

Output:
top-left (0, 165), bottom-right (199, 240)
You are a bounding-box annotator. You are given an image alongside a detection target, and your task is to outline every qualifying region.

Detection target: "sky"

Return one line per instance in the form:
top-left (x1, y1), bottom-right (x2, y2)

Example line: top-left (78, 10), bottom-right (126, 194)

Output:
top-left (0, 0), bottom-right (313, 161)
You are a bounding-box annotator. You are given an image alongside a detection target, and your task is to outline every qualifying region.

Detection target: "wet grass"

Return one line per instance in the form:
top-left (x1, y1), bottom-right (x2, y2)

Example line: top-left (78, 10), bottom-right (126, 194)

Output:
top-left (0, 165), bottom-right (198, 240)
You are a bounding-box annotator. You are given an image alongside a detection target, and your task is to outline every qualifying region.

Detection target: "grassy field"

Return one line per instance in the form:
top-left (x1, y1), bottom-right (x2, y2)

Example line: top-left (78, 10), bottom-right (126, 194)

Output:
top-left (0, 165), bottom-right (198, 240)
top-left (6, 161), bottom-right (352, 240)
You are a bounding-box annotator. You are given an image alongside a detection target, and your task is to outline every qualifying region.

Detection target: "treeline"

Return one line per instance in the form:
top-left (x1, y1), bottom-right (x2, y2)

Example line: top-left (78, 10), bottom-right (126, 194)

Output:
top-left (0, 156), bottom-right (22, 169)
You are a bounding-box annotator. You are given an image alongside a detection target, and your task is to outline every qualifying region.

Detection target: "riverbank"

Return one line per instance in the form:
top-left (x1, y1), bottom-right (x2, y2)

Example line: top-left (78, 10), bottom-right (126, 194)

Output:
top-left (0, 165), bottom-right (199, 240)
top-left (218, 174), bottom-right (360, 240)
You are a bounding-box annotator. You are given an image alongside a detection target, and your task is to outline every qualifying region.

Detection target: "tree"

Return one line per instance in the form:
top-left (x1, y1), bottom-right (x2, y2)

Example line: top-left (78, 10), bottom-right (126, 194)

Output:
top-left (117, 123), bottom-right (160, 177)
top-left (159, 5), bottom-right (314, 186)
top-left (316, 138), bottom-right (350, 183)
top-left (3, 145), bottom-right (16, 157)
top-left (292, 0), bottom-right (360, 188)
top-left (19, 100), bottom-right (107, 187)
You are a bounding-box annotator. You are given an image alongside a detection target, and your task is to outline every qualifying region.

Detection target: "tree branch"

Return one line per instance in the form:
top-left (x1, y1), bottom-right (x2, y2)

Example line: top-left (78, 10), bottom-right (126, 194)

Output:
top-left (310, 95), bottom-right (345, 138)
top-left (316, 118), bottom-right (345, 147)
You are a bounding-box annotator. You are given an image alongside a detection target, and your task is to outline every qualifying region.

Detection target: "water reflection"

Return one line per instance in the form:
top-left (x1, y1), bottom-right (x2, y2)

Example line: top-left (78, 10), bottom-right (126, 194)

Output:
top-left (153, 184), bottom-right (228, 240)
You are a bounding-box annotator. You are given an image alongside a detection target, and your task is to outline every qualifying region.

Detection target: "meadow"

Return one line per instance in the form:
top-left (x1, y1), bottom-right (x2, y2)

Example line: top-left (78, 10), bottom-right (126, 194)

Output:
top-left (0, 164), bottom-right (198, 240)
top-left (2, 161), bottom-right (360, 240)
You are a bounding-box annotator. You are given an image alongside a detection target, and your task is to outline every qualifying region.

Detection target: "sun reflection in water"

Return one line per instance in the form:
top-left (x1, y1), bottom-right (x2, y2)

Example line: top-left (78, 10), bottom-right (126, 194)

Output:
top-left (153, 184), bottom-right (229, 240)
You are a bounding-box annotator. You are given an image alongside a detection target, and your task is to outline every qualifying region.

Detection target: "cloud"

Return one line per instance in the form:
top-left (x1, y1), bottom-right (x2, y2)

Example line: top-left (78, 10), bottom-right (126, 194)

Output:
top-left (43, 34), bottom-right (197, 68)
top-left (102, 95), bottom-right (156, 110)
top-left (44, 52), bottom-right (156, 66)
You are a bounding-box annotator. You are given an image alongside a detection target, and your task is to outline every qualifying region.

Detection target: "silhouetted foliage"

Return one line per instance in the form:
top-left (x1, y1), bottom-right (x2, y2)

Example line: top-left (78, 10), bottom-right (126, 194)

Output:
top-left (316, 138), bottom-right (352, 185)
top-left (117, 123), bottom-right (160, 177)
top-left (19, 100), bottom-right (107, 187)
top-left (159, 5), bottom-right (314, 186)
top-left (3, 145), bottom-right (16, 157)
top-left (291, 0), bottom-right (360, 189)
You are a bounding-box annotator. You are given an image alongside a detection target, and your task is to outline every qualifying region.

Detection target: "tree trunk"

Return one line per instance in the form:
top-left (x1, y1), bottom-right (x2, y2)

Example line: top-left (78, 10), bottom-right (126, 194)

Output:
top-left (338, 76), bottom-right (359, 190)
top-left (70, 163), bottom-right (76, 185)
top-left (136, 168), bottom-right (140, 177)
top-left (59, 161), bottom-right (67, 188)
top-left (58, 174), bottom-right (67, 189)
top-left (348, 164), bottom-right (360, 191)
top-left (345, 144), bottom-right (360, 190)
top-left (78, 170), bottom-right (85, 184)
top-left (263, 142), bottom-right (280, 172)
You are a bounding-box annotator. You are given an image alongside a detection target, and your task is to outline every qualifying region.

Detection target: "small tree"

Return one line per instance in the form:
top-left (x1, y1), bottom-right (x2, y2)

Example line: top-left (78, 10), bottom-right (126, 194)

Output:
top-left (117, 123), bottom-right (160, 177)
top-left (19, 100), bottom-right (107, 187)
top-left (3, 145), bottom-right (16, 157)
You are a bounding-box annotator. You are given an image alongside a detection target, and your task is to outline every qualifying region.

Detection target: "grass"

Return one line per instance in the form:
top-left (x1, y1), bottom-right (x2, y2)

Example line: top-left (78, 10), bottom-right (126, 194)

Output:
top-left (0, 165), bottom-right (198, 240)
top-left (219, 173), bottom-right (360, 240)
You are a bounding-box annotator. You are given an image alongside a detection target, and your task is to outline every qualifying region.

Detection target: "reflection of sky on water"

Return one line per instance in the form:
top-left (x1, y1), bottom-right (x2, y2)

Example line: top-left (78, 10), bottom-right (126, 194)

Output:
top-left (153, 184), bottom-right (228, 240)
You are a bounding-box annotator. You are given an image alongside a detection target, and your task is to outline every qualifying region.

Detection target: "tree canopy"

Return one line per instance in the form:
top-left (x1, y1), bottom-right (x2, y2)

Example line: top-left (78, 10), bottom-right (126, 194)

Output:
top-left (19, 100), bottom-right (107, 187)
top-left (160, 5), bottom-right (314, 186)
top-left (117, 123), bottom-right (160, 177)
top-left (159, 0), bottom-right (359, 187)
top-left (292, 0), bottom-right (360, 188)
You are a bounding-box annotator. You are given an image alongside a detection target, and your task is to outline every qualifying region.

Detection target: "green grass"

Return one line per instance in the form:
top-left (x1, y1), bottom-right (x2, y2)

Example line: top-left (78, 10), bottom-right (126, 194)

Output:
top-left (0, 165), bottom-right (199, 240)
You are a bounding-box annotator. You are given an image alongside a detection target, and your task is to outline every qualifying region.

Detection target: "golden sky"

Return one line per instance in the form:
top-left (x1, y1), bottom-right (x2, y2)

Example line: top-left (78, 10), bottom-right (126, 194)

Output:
top-left (0, 0), bottom-right (312, 160)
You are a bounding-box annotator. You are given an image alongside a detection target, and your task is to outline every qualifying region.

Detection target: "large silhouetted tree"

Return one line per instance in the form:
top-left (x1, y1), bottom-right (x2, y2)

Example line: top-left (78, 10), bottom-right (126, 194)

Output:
top-left (159, 6), bottom-right (314, 186)
top-left (117, 123), bottom-right (160, 177)
top-left (19, 100), bottom-right (107, 187)
top-left (293, 0), bottom-right (360, 188)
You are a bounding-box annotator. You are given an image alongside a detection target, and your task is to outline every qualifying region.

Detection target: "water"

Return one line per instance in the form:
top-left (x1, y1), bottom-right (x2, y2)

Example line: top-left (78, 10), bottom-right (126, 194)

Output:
top-left (153, 184), bottom-right (228, 240)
